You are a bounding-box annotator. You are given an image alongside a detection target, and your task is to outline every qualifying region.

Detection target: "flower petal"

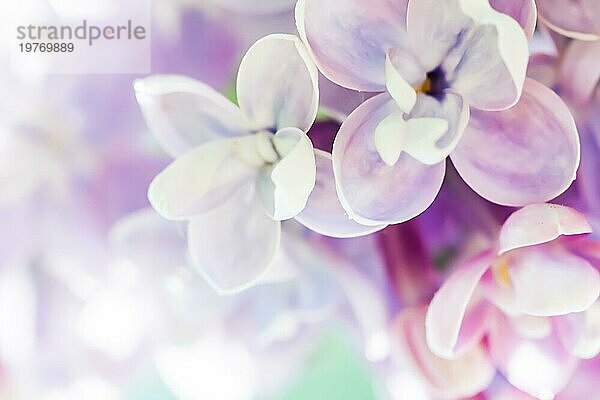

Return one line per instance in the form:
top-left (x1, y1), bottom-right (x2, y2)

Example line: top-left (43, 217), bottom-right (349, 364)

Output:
top-left (406, 91), bottom-right (470, 164)
top-left (318, 78), bottom-right (373, 123)
top-left (374, 91), bottom-right (469, 166)
top-left (558, 40), bottom-right (600, 106)
top-left (295, 150), bottom-right (386, 237)
top-left (537, 0), bottom-right (600, 41)
top-left (109, 208), bottom-right (188, 273)
top-left (480, 270), bottom-right (520, 316)
top-left (296, 0), bottom-right (408, 91)
top-left (257, 128), bottom-right (317, 221)
top-left (510, 315), bottom-right (553, 340)
top-left (508, 245), bottom-right (600, 316)
top-left (237, 34), bottom-right (319, 133)
top-left (375, 114), bottom-right (449, 166)
top-left (333, 94), bottom-right (446, 225)
top-left (396, 306), bottom-right (495, 399)
top-left (489, 0), bottom-right (537, 39)
top-left (385, 49), bottom-right (423, 114)
top-left (554, 301), bottom-right (600, 359)
top-left (426, 250), bottom-right (494, 359)
top-left (451, 78), bottom-right (580, 206)
top-left (556, 356), bottom-right (600, 400)
top-left (499, 204), bottom-right (592, 255)
top-left (488, 312), bottom-right (578, 399)
top-left (407, 0), bottom-right (529, 111)
top-left (134, 75), bottom-right (250, 157)
top-left (187, 183), bottom-right (281, 295)
top-left (148, 137), bottom-right (259, 220)
top-left (526, 53), bottom-right (558, 88)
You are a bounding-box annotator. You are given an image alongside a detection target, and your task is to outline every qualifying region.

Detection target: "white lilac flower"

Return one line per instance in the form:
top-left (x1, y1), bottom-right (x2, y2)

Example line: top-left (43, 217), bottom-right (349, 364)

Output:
top-left (135, 34), bottom-right (377, 294)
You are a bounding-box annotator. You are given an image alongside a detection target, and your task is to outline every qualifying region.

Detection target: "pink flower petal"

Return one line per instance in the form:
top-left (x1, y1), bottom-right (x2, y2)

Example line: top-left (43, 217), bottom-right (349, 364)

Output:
top-left (508, 245), bottom-right (600, 316)
top-left (526, 54), bottom-right (558, 88)
top-left (489, 0), bottom-right (537, 39)
top-left (451, 78), bottom-right (580, 206)
top-left (426, 250), bottom-right (494, 359)
top-left (499, 204), bottom-right (592, 255)
top-left (488, 311), bottom-right (578, 399)
top-left (554, 301), bottom-right (600, 359)
top-left (396, 306), bottom-right (495, 399)
top-left (537, 0), bottom-right (600, 41)
top-left (556, 357), bottom-right (600, 399)
top-left (332, 94), bottom-right (446, 225)
top-left (558, 40), bottom-right (600, 106)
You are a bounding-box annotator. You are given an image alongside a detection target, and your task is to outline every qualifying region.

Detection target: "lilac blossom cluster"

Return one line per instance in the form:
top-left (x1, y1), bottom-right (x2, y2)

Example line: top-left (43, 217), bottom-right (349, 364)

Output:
top-left (136, 0), bottom-right (600, 398)
top-left (1, 0), bottom-right (600, 399)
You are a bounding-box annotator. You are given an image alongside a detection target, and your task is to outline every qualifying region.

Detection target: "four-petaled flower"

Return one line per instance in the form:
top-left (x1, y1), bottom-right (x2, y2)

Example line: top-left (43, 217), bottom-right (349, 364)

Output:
top-left (136, 34), bottom-right (376, 294)
top-left (297, 0), bottom-right (580, 227)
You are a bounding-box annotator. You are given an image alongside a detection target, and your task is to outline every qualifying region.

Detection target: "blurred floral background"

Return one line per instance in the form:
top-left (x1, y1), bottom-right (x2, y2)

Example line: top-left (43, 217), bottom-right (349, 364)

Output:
top-left (1, 0), bottom-right (599, 399)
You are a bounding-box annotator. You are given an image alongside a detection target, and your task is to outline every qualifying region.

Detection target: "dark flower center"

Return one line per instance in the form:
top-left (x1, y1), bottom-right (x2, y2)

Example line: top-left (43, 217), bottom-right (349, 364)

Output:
top-left (419, 67), bottom-right (448, 99)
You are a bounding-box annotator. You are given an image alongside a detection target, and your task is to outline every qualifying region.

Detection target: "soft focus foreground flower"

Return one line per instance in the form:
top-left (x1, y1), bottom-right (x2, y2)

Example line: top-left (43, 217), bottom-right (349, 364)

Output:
top-left (426, 203), bottom-right (600, 398)
top-left (394, 305), bottom-right (496, 399)
top-left (136, 34), bottom-right (376, 294)
top-left (297, 0), bottom-right (580, 226)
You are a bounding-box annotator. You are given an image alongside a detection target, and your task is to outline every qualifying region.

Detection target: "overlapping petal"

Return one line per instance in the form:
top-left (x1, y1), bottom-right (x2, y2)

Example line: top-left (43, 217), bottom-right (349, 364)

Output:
top-left (296, 0), bottom-right (408, 91)
top-left (406, 0), bottom-right (528, 111)
top-left (396, 306), bottom-right (495, 399)
top-left (384, 49), bottom-right (424, 114)
top-left (426, 250), bottom-right (494, 359)
top-left (451, 78), bottom-right (580, 206)
top-left (318, 78), bottom-right (373, 123)
top-left (537, 0), bottom-right (600, 41)
top-left (526, 54), bottom-right (558, 89)
top-left (558, 40), bottom-right (600, 105)
top-left (187, 182), bottom-right (281, 295)
top-left (332, 94), bottom-right (446, 226)
top-left (489, 0), bottom-right (537, 39)
top-left (256, 128), bottom-right (316, 221)
top-left (236, 34), bottom-right (319, 133)
top-left (488, 312), bottom-right (578, 399)
top-left (554, 301), bottom-right (600, 359)
top-left (295, 150), bottom-right (386, 237)
top-left (147, 136), bottom-right (260, 220)
top-left (508, 244), bottom-right (600, 316)
top-left (134, 75), bottom-right (250, 157)
top-left (498, 204), bottom-right (592, 255)
top-left (403, 91), bottom-right (470, 164)
top-left (109, 208), bottom-right (188, 272)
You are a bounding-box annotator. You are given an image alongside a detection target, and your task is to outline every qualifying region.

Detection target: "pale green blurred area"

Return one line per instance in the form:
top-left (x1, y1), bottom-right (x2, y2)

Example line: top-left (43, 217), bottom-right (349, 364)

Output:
top-left (268, 333), bottom-right (379, 400)
top-left (127, 330), bottom-right (380, 400)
